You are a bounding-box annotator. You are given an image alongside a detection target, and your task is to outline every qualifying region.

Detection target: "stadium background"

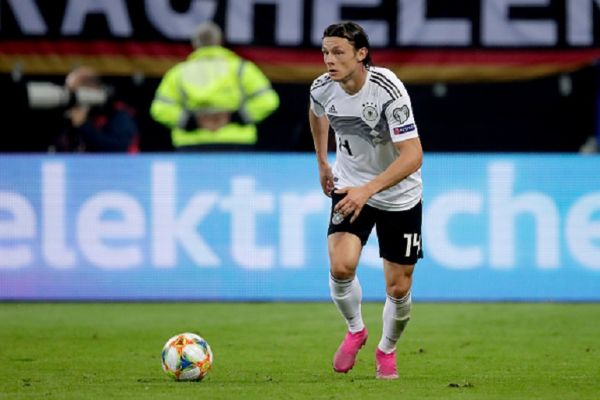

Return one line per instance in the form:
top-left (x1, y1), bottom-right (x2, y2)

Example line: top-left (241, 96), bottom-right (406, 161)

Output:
top-left (0, 0), bottom-right (599, 302)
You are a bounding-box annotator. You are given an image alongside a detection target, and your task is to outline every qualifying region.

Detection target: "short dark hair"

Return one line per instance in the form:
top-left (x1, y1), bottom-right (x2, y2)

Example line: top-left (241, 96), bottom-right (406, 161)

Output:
top-left (323, 21), bottom-right (371, 67)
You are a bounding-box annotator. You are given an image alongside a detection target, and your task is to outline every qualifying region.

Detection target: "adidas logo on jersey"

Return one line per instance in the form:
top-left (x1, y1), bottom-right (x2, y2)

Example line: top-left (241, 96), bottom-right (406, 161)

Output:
top-left (328, 104), bottom-right (338, 114)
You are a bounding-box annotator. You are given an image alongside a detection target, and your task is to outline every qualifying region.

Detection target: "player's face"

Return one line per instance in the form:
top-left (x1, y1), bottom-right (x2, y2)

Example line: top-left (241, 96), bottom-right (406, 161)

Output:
top-left (321, 37), bottom-right (366, 82)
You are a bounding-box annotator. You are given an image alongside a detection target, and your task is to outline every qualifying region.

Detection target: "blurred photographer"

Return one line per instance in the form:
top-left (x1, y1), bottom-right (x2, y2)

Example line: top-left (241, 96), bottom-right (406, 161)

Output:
top-left (48, 66), bottom-right (138, 153)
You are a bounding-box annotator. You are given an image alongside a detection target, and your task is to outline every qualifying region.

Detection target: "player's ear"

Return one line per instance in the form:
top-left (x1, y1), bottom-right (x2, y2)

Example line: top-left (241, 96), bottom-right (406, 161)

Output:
top-left (356, 47), bottom-right (368, 63)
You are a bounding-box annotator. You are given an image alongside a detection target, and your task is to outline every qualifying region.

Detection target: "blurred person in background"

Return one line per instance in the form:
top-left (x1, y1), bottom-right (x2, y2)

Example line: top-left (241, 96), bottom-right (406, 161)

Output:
top-left (53, 66), bottom-right (139, 153)
top-left (309, 21), bottom-right (423, 380)
top-left (150, 21), bottom-right (279, 151)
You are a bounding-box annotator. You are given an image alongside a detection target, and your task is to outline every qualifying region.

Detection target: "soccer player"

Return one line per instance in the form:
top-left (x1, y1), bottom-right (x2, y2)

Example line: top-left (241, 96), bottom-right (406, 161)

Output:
top-left (308, 21), bottom-right (423, 379)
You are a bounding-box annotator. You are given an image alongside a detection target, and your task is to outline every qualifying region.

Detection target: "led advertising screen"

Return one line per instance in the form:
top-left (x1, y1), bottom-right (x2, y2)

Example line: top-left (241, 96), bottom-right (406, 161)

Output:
top-left (1, 154), bottom-right (598, 301)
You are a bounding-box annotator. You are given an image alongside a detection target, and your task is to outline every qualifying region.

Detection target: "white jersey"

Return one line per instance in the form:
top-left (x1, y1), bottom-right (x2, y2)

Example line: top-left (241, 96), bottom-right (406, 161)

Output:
top-left (309, 66), bottom-right (422, 211)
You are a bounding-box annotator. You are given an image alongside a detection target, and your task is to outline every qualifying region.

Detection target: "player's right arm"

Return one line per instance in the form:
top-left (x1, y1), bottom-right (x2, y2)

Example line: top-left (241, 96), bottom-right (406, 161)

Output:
top-left (308, 108), bottom-right (334, 196)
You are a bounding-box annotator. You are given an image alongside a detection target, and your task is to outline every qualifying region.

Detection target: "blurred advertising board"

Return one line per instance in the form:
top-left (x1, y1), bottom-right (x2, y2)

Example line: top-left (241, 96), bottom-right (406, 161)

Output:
top-left (0, 153), bottom-right (599, 301)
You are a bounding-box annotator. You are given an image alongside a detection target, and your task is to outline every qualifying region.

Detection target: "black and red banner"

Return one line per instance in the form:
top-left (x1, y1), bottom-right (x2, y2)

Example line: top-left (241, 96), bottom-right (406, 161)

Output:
top-left (1, 0), bottom-right (600, 83)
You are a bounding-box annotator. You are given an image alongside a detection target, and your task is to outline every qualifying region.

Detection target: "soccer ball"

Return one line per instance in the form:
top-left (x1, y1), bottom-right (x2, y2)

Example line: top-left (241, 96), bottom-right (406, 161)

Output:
top-left (161, 332), bottom-right (213, 381)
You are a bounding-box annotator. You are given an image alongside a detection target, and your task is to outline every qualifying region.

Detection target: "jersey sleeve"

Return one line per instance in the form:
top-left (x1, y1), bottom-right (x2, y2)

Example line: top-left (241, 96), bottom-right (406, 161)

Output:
top-left (309, 93), bottom-right (325, 117)
top-left (386, 94), bottom-right (419, 143)
top-left (309, 74), bottom-right (331, 118)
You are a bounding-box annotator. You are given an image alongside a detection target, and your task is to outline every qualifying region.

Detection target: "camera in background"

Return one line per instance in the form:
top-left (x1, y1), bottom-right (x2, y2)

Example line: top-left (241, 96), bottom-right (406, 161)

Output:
top-left (26, 82), bottom-right (110, 109)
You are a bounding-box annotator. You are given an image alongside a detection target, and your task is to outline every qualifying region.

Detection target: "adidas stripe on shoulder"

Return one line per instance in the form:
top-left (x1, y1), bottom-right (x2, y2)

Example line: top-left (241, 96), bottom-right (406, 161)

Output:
top-left (369, 69), bottom-right (403, 100)
top-left (311, 74), bottom-right (333, 92)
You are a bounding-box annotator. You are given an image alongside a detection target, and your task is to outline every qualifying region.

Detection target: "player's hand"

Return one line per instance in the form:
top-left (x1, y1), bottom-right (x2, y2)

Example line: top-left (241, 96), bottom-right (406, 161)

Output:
top-left (334, 185), bottom-right (374, 223)
top-left (318, 163), bottom-right (334, 197)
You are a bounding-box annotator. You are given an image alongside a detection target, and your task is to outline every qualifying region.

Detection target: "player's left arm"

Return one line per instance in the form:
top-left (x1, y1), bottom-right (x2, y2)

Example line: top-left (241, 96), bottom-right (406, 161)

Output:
top-left (334, 137), bottom-right (423, 222)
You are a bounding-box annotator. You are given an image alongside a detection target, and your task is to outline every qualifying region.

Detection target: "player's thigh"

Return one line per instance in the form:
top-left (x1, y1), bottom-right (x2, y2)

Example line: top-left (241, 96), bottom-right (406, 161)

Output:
top-left (328, 232), bottom-right (363, 278)
top-left (327, 191), bottom-right (376, 243)
top-left (374, 201), bottom-right (423, 265)
top-left (327, 192), bottom-right (376, 278)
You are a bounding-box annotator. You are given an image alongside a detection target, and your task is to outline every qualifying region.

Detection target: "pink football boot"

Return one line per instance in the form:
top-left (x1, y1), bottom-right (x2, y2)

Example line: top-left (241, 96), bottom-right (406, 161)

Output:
top-left (375, 348), bottom-right (399, 379)
top-left (333, 328), bottom-right (368, 373)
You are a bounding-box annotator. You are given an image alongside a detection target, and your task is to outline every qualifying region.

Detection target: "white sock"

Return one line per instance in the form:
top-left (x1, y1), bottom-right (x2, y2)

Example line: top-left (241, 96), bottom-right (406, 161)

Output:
top-left (378, 292), bottom-right (411, 353)
top-left (329, 274), bottom-right (365, 333)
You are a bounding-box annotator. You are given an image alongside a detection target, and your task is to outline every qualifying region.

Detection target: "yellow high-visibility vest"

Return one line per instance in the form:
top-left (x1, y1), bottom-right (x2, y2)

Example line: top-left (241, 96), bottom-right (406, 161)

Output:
top-left (150, 46), bottom-right (279, 147)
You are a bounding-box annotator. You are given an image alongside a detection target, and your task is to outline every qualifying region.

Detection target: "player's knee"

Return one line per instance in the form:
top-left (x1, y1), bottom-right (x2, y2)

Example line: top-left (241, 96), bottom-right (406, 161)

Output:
top-left (386, 280), bottom-right (411, 299)
top-left (330, 262), bottom-right (356, 280)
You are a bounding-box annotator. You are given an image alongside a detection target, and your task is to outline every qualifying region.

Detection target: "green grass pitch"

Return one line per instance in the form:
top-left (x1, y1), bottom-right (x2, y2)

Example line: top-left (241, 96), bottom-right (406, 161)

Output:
top-left (1, 302), bottom-right (599, 399)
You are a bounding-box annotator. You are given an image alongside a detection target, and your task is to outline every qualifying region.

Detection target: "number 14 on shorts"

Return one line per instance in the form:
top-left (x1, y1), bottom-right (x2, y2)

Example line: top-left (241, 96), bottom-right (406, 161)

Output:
top-left (403, 233), bottom-right (421, 257)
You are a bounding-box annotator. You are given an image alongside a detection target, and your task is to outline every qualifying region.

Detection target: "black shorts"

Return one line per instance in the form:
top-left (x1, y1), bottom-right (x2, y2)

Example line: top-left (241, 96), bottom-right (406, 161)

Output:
top-left (328, 192), bottom-right (423, 265)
